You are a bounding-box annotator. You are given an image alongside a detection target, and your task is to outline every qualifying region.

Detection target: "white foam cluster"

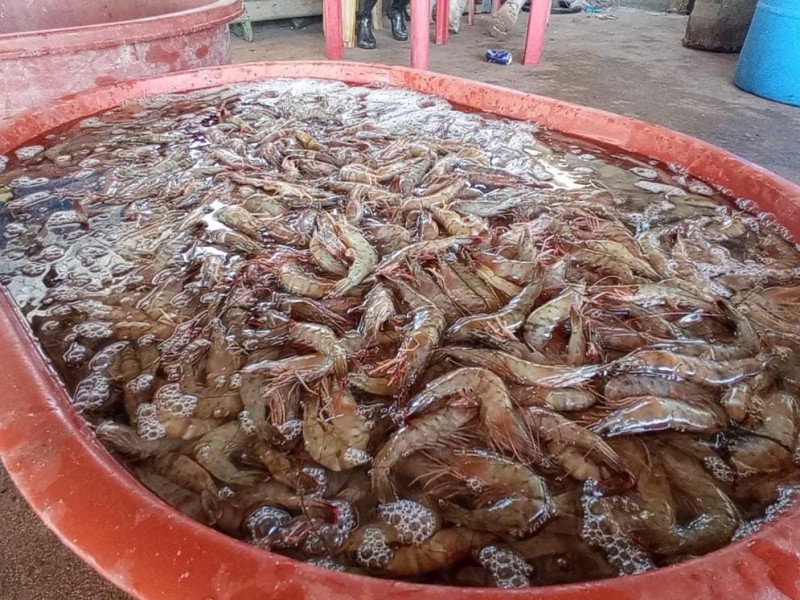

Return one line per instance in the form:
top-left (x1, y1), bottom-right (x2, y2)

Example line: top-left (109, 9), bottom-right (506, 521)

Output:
top-left (153, 383), bottom-right (197, 418)
top-left (63, 342), bottom-right (90, 367)
top-left (343, 447), bottom-right (372, 468)
top-left (73, 373), bottom-right (112, 412)
top-left (307, 557), bottom-right (346, 572)
top-left (136, 403), bottom-right (166, 440)
top-left (476, 545), bottom-right (532, 589)
top-left (244, 505), bottom-right (292, 542)
top-left (580, 481), bottom-right (655, 576)
top-left (89, 341), bottom-right (129, 372)
top-left (377, 500), bottom-right (440, 546)
top-left (237, 410), bottom-right (257, 436)
top-left (733, 484), bottom-right (800, 541)
top-left (355, 526), bottom-right (393, 570)
top-left (74, 320), bottom-right (114, 341)
top-left (702, 455), bottom-right (735, 483)
top-left (300, 466), bottom-right (328, 498)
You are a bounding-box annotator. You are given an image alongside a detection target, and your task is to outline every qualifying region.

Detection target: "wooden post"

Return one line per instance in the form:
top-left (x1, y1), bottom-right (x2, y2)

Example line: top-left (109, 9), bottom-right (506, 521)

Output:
top-left (410, 0), bottom-right (429, 69)
top-left (372, 0), bottom-right (383, 30)
top-left (324, 0), bottom-right (344, 59)
top-left (684, 0), bottom-right (757, 52)
top-left (435, 0), bottom-right (450, 43)
top-left (522, 0), bottom-right (549, 65)
top-left (343, 0), bottom-right (357, 47)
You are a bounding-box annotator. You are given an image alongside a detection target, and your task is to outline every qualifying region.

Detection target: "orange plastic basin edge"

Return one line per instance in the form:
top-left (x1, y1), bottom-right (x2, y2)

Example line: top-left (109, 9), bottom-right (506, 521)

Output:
top-left (1, 62), bottom-right (800, 600)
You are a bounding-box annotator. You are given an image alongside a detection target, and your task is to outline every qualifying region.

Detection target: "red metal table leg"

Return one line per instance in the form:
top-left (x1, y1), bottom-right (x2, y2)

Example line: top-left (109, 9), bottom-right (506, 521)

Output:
top-left (522, 0), bottom-right (549, 65)
top-left (491, 0), bottom-right (500, 16)
top-left (468, 0), bottom-right (475, 26)
top-left (435, 0), bottom-right (450, 43)
top-left (410, 0), bottom-right (430, 69)
top-left (324, 0), bottom-right (344, 59)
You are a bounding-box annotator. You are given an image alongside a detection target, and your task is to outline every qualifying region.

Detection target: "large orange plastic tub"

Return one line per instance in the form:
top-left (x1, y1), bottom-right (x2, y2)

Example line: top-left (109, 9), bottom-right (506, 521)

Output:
top-left (1, 62), bottom-right (800, 600)
top-left (0, 0), bottom-right (241, 120)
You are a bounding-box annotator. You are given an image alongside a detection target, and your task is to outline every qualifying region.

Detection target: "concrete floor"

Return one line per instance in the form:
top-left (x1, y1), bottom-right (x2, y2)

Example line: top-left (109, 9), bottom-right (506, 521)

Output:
top-left (1, 8), bottom-right (798, 600)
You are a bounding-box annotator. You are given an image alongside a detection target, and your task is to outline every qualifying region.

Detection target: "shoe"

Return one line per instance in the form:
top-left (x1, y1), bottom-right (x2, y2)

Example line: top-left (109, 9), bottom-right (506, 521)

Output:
top-left (389, 8), bottom-right (409, 40)
top-left (356, 16), bottom-right (377, 48)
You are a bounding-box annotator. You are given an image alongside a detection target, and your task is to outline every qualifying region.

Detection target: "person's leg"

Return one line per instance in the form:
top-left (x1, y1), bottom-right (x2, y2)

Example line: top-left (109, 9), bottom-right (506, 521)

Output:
top-left (491, 0), bottom-right (523, 36)
top-left (389, 0), bottom-right (410, 40)
top-left (357, 0), bottom-right (380, 48)
top-left (449, 0), bottom-right (469, 32)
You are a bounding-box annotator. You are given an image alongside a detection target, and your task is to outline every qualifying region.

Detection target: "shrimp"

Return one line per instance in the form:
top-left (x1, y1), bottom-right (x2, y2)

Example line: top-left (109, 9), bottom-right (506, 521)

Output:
top-left (372, 307), bottom-right (447, 399)
top-left (359, 284), bottom-right (396, 342)
top-left (193, 422), bottom-right (266, 487)
top-left (429, 205), bottom-right (488, 237)
top-left (658, 445), bottom-right (740, 556)
top-left (151, 452), bottom-right (221, 522)
top-left (331, 220), bottom-right (378, 296)
top-left (404, 368), bottom-right (544, 465)
top-left (591, 397), bottom-right (727, 437)
top-left (610, 349), bottom-right (778, 386)
top-left (243, 193), bottom-right (287, 217)
top-left (449, 260), bottom-right (505, 312)
top-left (471, 252), bottom-right (540, 286)
top-left (216, 205), bottom-right (262, 241)
top-left (523, 283), bottom-right (585, 355)
top-left (135, 467), bottom-right (208, 524)
top-left (347, 371), bottom-right (398, 396)
top-left (525, 407), bottom-right (634, 488)
top-left (250, 438), bottom-right (318, 490)
top-left (309, 234), bottom-right (349, 276)
top-left (279, 322), bottom-right (348, 379)
top-left (440, 347), bottom-right (604, 388)
top-left (376, 236), bottom-right (478, 275)
top-left (371, 405), bottom-right (478, 501)
top-left (242, 354), bottom-right (333, 387)
top-left (278, 261), bottom-right (334, 299)
top-left (274, 294), bottom-right (350, 336)
top-left (400, 178), bottom-right (469, 212)
top-left (720, 382), bottom-right (753, 423)
top-left (419, 449), bottom-right (555, 538)
top-left (205, 318), bottom-right (242, 388)
top-left (385, 528), bottom-right (494, 576)
top-left (206, 228), bottom-right (263, 255)
top-left (447, 274), bottom-right (543, 344)
top-left (303, 378), bottom-right (371, 471)
top-left (566, 304), bottom-right (587, 366)
top-left (581, 240), bottom-right (661, 280)
top-left (96, 421), bottom-right (186, 459)
top-left (603, 374), bottom-right (717, 405)
top-left (415, 209), bottom-right (440, 241)
top-left (544, 389), bottom-right (597, 411)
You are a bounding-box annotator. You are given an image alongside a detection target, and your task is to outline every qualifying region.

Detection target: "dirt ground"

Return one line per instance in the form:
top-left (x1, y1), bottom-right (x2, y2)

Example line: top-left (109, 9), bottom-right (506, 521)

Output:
top-left (1, 8), bottom-right (798, 600)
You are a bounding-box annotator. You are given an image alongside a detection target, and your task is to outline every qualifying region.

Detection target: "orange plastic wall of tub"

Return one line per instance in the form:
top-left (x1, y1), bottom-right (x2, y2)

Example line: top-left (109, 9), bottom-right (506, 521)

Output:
top-left (1, 62), bottom-right (800, 600)
top-left (0, 0), bottom-right (241, 120)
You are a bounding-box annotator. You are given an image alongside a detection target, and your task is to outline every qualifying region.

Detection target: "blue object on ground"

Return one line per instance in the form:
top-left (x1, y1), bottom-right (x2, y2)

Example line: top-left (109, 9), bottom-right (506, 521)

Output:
top-left (734, 0), bottom-right (800, 107)
top-left (486, 49), bottom-right (513, 64)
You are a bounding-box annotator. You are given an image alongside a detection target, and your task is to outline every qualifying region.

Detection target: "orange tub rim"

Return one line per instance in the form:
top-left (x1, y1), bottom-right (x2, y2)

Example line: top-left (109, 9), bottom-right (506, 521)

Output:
top-left (1, 61), bottom-right (800, 600)
top-left (0, 0), bottom-right (242, 60)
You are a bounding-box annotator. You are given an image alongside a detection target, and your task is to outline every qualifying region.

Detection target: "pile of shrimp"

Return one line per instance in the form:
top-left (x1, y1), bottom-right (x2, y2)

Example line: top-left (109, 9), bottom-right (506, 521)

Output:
top-left (2, 79), bottom-right (800, 588)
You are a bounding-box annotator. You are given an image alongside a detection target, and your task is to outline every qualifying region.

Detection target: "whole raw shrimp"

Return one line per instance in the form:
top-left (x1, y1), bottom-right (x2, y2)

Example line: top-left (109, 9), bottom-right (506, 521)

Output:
top-left (302, 377), bottom-right (371, 471)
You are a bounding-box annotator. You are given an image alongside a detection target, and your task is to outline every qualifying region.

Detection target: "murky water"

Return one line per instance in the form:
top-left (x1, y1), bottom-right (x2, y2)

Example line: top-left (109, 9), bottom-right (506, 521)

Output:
top-left (2, 79), bottom-right (800, 587)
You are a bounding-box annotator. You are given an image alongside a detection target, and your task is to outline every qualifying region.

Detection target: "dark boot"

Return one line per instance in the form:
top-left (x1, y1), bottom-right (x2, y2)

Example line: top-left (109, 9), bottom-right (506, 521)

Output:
top-left (356, 0), bottom-right (379, 49)
top-left (389, 0), bottom-right (409, 41)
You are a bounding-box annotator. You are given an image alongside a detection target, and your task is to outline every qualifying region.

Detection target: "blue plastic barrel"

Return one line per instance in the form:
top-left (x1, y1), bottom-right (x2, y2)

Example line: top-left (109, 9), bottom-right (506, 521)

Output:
top-left (734, 0), bottom-right (800, 106)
